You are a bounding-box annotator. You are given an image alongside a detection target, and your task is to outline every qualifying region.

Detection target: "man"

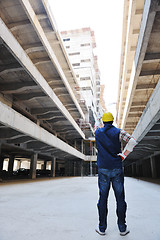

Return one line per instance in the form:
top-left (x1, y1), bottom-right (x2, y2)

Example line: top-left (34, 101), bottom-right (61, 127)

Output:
top-left (95, 112), bottom-right (137, 236)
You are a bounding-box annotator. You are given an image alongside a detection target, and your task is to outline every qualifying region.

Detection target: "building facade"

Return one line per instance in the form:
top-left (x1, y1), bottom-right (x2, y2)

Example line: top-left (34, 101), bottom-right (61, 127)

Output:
top-left (61, 28), bottom-right (102, 127)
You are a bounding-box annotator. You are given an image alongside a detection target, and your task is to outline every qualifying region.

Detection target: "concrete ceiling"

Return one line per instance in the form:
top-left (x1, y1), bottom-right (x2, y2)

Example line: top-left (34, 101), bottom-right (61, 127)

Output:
top-left (0, 0), bottom-right (92, 161)
top-left (119, 0), bottom-right (160, 165)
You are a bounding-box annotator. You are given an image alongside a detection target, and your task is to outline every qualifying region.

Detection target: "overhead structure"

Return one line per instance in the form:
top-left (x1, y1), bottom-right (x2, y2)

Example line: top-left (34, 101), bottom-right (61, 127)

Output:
top-left (117, 0), bottom-right (160, 177)
top-left (0, 0), bottom-right (96, 179)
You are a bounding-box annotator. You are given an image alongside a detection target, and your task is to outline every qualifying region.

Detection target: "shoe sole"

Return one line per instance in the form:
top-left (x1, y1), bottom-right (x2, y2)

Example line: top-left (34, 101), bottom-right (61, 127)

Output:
top-left (95, 229), bottom-right (106, 236)
top-left (120, 230), bottom-right (130, 236)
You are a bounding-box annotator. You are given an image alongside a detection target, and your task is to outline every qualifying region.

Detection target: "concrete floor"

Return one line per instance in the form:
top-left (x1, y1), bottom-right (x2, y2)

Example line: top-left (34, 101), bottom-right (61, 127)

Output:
top-left (0, 177), bottom-right (160, 240)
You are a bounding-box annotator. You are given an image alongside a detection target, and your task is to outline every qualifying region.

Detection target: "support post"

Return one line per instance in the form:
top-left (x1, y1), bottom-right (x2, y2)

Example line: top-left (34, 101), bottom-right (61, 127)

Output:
top-left (132, 163), bottom-right (136, 177)
top-left (74, 140), bottom-right (77, 149)
top-left (0, 143), bottom-right (4, 174)
top-left (150, 156), bottom-right (157, 178)
top-left (8, 155), bottom-right (15, 177)
top-left (0, 156), bottom-right (4, 172)
top-left (30, 153), bottom-right (38, 179)
top-left (81, 161), bottom-right (83, 177)
top-left (81, 140), bottom-right (84, 154)
top-left (90, 161), bottom-right (93, 176)
top-left (74, 161), bottom-right (76, 176)
top-left (51, 157), bottom-right (56, 177)
top-left (43, 161), bottom-right (47, 170)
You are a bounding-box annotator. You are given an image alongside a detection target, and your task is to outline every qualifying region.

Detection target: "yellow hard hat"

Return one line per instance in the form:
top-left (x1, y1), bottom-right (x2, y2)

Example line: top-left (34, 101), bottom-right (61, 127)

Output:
top-left (102, 112), bottom-right (114, 122)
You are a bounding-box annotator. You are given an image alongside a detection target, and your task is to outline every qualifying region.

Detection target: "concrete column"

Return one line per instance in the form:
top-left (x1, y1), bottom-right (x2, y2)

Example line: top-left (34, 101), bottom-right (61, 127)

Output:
top-left (150, 156), bottom-right (157, 179)
top-left (51, 157), bottom-right (56, 177)
top-left (8, 155), bottom-right (15, 177)
top-left (0, 144), bottom-right (4, 173)
top-left (0, 155), bottom-right (5, 179)
top-left (81, 161), bottom-right (83, 177)
top-left (132, 163), bottom-right (136, 177)
top-left (30, 153), bottom-right (38, 179)
top-left (90, 161), bottom-right (93, 176)
top-left (81, 140), bottom-right (84, 154)
top-left (136, 162), bottom-right (139, 177)
top-left (65, 160), bottom-right (71, 176)
top-left (0, 156), bottom-right (4, 172)
top-left (43, 161), bottom-right (47, 170)
top-left (74, 161), bottom-right (76, 176)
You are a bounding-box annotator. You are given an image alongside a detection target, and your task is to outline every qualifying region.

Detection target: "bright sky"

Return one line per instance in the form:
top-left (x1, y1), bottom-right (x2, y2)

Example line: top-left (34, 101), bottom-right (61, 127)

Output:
top-left (48, 0), bottom-right (124, 117)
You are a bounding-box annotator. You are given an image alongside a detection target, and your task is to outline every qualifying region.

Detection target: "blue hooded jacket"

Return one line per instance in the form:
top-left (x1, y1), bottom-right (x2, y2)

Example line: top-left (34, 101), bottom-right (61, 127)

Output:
top-left (95, 123), bottom-right (122, 169)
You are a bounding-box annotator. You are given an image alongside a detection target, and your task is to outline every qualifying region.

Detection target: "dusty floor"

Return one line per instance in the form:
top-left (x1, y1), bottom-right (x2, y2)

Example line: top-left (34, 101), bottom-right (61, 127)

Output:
top-left (0, 176), bottom-right (160, 240)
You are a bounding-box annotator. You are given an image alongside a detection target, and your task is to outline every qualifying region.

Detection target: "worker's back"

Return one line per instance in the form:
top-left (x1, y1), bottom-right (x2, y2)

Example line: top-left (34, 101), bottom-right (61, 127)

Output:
top-left (95, 123), bottom-right (122, 169)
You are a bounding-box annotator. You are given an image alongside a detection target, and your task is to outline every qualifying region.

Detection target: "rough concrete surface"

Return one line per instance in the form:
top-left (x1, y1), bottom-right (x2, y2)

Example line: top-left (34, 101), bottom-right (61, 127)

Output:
top-left (0, 177), bottom-right (160, 240)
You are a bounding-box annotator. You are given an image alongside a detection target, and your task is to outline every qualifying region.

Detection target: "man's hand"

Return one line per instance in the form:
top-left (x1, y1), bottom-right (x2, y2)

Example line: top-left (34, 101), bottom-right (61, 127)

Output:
top-left (118, 153), bottom-right (126, 161)
top-left (118, 150), bottom-right (131, 161)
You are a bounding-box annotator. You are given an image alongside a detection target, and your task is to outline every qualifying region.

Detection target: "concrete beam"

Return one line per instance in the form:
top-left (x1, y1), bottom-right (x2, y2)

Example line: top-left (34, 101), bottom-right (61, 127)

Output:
top-left (144, 52), bottom-right (160, 63)
top-left (85, 155), bottom-right (97, 161)
top-left (0, 64), bottom-right (23, 75)
top-left (27, 141), bottom-right (49, 149)
top-left (136, 83), bottom-right (157, 89)
top-left (32, 57), bottom-right (50, 64)
top-left (0, 101), bottom-right (85, 160)
top-left (0, 82), bottom-right (37, 94)
top-left (25, 45), bottom-right (44, 54)
top-left (14, 92), bottom-right (46, 101)
top-left (135, 9), bottom-right (144, 15)
top-left (131, 101), bottom-right (146, 107)
top-left (130, 106), bottom-right (145, 112)
top-left (140, 69), bottom-right (160, 76)
top-left (132, 77), bottom-right (160, 142)
top-left (37, 14), bottom-right (48, 20)
top-left (0, 128), bottom-right (24, 139)
top-left (37, 112), bottom-right (62, 118)
top-left (8, 19), bottom-right (31, 29)
top-left (31, 107), bottom-right (58, 115)
top-left (7, 136), bottom-right (36, 144)
top-left (0, 18), bottom-right (85, 139)
top-left (23, 42), bottom-right (43, 51)
top-left (19, 0), bottom-right (85, 120)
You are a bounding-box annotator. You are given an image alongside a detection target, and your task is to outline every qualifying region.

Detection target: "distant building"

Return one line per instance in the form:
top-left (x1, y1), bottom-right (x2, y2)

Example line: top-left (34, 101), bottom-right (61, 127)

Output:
top-left (100, 84), bottom-right (107, 113)
top-left (61, 28), bottom-right (102, 127)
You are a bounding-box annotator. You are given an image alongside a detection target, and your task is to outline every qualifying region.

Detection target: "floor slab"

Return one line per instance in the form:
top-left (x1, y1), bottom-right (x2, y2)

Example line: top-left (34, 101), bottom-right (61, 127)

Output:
top-left (0, 177), bottom-right (160, 240)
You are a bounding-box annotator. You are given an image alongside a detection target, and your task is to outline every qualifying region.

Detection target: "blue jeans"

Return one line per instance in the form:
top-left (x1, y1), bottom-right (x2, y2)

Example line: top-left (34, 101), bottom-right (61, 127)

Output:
top-left (97, 168), bottom-right (127, 232)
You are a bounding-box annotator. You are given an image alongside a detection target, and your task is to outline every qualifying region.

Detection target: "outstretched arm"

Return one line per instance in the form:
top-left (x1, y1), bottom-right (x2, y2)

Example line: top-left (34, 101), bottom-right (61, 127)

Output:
top-left (118, 130), bottom-right (137, 161)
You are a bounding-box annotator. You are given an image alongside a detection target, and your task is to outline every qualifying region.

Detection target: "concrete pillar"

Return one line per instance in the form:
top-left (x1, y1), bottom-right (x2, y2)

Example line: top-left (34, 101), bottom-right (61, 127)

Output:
top-left (136, 162), bottom-right (139, 177)
top-left (0, 156), bottom-right (4, 171)
top-left (30, 153), bottom-right (38, 179)
top-left (150, 156), bottom-right (157, 179)
top-left (74, 161), bottom-right (76, 176)
top-left (74, 140), bottom-right (77, 149)
top-left (91, 142), bottom-right (94, 156)
top-left (65, 160), bottom-right (71, 176)
top-left (0, 144), bottom-right (4, 173)
top-left (0, 156), bottom-right (5, 179)
top-left (90, 161), bottom-right (93, 176)
top-left (8, 155), bottom-right (15, 177)
top-left (43, 161), bottom-right (47, 170)
top-left (51, 157), bottom-right (56, 177)
top-left (81, 161), bottom-right (83, 177)
top-left (132, 163), bottom-right (136, 177)
top-left (81, 140), bottom-right (84, 154)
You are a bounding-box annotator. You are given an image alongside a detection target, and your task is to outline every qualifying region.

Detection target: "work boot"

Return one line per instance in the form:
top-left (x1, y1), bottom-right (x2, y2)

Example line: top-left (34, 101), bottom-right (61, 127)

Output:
top-left (95, 227), bottom-right (106, 236)
top-left (120, 228), bottom-right (130, 236)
